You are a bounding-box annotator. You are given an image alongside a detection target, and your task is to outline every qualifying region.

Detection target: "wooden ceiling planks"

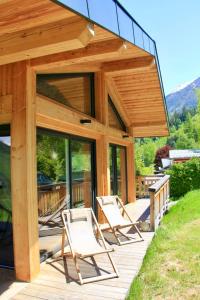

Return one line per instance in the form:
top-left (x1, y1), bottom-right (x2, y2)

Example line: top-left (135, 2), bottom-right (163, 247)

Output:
top-left (0, 0), bottom-right (75, 35)
top-left (106, 63), bottom-right (168, 137)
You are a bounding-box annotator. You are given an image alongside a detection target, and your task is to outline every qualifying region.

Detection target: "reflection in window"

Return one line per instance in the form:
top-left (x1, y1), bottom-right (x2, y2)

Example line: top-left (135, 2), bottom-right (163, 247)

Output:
top-left (0, 125), bottom-right (13, 268)
top-left (109, 144), bottom-right (127, 205)
top-left (108, 96), bottom-right (126, 131)
top-left (37, 73), bottom-right (94, 116)
top-left (37, 129), bottom-right (95, 261)
top-left (71, 140), bottom-right (92, 208)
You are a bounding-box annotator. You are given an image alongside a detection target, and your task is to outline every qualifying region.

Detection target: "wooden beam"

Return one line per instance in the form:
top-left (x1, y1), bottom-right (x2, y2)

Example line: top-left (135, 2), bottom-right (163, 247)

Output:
top-left (0, 17), bottom-right (94, 66)
top-left (36, 62), bottom-right (101, 74)
top-left (11, 61), bottom-right (40, 281)
top-left (131, 125), bottom-right (169, 138)
top-left (131, 120), bottom-right (167, 127)
top-left (95, 72), bottom-right (108, 125)
top-left (106, 77), bottom-right (131, 127)
top-left (102, 56), bottom-right (154, 75)
top-left (31, 39), bottom-right (125, 71)
top-left (36, 94), bottom-right (131, 141)
top-left (0, 95), bottom-right (12, 124)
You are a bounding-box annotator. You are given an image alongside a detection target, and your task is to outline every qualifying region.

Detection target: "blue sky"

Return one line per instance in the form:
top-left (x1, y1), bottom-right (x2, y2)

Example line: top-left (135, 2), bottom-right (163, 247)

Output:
top-left (119, 0), bottom-right (200, 95)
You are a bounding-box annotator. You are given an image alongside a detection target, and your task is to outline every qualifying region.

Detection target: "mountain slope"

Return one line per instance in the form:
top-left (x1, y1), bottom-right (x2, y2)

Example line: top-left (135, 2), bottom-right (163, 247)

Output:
top-left (166, 77), bottom-right (200, 114)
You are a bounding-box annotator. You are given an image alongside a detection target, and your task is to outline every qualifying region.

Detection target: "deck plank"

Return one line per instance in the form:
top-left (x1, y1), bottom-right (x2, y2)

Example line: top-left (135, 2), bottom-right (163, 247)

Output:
top-left (12, 232), bottom-right (153, 300)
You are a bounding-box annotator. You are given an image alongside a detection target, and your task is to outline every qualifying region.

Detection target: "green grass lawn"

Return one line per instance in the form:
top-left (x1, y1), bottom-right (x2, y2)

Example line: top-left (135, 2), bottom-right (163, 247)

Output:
top-left (127, 190), bottom-right (200, 300)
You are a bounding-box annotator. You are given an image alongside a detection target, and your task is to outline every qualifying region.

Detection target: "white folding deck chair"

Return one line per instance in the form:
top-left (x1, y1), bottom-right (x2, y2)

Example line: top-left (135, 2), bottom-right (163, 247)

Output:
top-left (61, 208), bottom-right (119, 284)
top-left (96, 196), bottom-right (143, 246)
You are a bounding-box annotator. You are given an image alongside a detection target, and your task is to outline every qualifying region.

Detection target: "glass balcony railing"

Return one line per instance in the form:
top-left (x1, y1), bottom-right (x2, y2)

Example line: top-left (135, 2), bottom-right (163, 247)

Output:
top-left (53, 0), bottom-right (169, 124)
top-left (55, 0), bottom-right (155, 55)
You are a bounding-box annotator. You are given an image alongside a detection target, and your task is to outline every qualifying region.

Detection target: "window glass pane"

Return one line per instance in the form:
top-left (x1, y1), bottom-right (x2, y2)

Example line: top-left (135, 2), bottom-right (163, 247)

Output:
top-left (56, 0), bottom-right (89, 17)
top-left (37, 131), bottom-right (70, 261)
top-left (143, 33), bottom-right (150, 53)
top-left (133, 23), bottom-right (144, 49)
top-left (149, 39), bottom-right (155, 55)
top-left (37, 74), bottom-right (94, 116)
top-left (0, 126), bottom-right (13, 268)
top-left (116, 147), bottom-right (127, 204)
top-left (108, 97), bottom-right (126, 131)
top-left (71, 140), bottom-right (92, 208)
top-left (117, 6), bottom-right (134, 43)
top-left (109, 144), bottom-right (127, 204)
top-left (109, 146), bottom-right (114, 195)
top-left (37, 129), bottom-right (95, 260)
top-left (88, 0), bottom-right (119, 35)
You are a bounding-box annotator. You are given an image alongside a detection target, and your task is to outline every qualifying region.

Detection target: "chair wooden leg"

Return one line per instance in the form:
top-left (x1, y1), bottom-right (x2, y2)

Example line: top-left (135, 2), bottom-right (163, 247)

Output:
top-left (74, 256), bottom-right (83, 285)
top-left (61, 229), bottom-right (65, 257)
top-left (112, 228), bottom-right (121, 246)
top-left (107, 252), bottom-right (119, 277)
top-left (132, 224), bottom-right (144, 240)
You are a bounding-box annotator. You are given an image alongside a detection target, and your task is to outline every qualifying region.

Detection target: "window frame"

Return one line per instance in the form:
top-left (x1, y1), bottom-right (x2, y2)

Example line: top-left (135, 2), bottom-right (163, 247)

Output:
top-left (109, 143), bottom-right (128, 204)
top-left (36, 73), bottom-right (95, 117)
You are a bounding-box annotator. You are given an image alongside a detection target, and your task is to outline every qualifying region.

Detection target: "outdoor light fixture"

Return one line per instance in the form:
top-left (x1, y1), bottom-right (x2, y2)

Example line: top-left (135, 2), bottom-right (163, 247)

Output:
top-left (122, 134), bottom-right (129, 138)
top-left (80, 119), bottom-right (92, 124)
top-left (87, 23), bottom-right (95, 37)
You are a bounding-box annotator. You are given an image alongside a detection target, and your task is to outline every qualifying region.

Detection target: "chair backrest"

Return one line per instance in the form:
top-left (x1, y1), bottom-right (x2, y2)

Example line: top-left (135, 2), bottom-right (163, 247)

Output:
top-left (62, 208), bottom-right (98, 252)
top-left (96, 196), bottom-right (125, 227)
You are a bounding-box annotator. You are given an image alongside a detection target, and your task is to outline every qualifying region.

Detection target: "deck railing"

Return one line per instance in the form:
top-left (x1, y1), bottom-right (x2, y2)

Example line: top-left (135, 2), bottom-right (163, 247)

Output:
top-left (136, 175), bottom-right (162, 198)
top-left (149, 175), bottom-right (170, 230)
top-left (136, 174), bottom-right (170, 230)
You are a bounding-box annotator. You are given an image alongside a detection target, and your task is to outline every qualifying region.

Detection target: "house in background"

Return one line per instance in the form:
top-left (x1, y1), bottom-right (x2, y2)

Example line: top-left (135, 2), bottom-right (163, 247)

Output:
top-left (169, 149), bottom-right (200, 164)
top-left (0, 0), bottom-right (169, 281)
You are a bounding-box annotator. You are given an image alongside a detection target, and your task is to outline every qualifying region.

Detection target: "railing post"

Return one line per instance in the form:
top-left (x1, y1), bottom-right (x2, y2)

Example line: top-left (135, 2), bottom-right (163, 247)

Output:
top-left (150, 191), bottom-right (155, 231)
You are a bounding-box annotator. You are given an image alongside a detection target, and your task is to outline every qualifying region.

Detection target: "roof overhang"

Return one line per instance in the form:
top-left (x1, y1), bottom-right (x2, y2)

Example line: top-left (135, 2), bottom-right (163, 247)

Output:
top-left (0, 0), bottom-right (169, 137)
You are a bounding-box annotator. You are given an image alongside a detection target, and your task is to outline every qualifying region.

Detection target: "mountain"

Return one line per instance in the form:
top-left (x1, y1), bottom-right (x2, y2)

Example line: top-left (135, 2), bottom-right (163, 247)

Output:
top-left (166, 77), bottom-right (200, 114)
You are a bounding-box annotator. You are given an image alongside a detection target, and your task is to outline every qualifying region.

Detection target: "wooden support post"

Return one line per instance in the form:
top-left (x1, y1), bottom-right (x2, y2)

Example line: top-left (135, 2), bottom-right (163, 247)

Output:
top-left (11, 61), bottom-right (40, 281)
top-left (96, 135), bottom-right (110, 223)
top-left (126, 142), bottom-right (136, 203)
top-left (95, 72), bottom-right (108, 125)
top-left (150, 191), bottom-right (155, 231)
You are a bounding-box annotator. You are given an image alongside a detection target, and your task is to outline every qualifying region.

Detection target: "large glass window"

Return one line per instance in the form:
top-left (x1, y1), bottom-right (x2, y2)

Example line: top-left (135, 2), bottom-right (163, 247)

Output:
top-left (37, 129), bottom-right (96, 261)
top-left (37, 73), bottom-right (95, 116)
top-left (71, 140), bottom-right (93, 208)
top-left (0, 125), bottom-right (13, 269)
top-left (108, 96), bottom-right (126, 131)
top-left (109, 144), bottom-right (127, 204)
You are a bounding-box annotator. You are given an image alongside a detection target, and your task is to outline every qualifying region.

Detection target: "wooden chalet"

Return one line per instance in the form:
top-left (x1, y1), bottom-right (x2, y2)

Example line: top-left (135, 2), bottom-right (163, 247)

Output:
top-left (0, 0), bottom-right (169, 282)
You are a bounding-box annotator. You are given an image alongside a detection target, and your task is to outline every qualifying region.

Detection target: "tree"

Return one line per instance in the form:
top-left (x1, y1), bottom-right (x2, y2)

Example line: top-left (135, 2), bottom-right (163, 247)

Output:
top-left (154, 145), bottom-right (172, 170)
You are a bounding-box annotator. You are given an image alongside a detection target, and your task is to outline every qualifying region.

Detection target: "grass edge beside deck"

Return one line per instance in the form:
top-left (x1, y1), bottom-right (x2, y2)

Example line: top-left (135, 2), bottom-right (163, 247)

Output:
top-left (127, 189), bottom-right (200, 300)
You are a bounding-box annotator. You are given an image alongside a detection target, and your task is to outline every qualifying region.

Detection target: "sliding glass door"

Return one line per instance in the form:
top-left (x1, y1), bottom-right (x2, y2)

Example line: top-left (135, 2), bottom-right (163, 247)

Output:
top-left (109, 144), bottom-right (127, 204)
top-left (0, 125), bottom-right (13, 269)
top-left (37, 129), bottom-right (96, 261)
top-left (71, 140), bottom-right (94, 209)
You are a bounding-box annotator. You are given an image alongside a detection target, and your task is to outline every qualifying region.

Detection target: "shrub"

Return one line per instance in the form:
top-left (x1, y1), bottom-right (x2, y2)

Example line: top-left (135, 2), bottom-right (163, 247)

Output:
top-left (167, 158), bottom-right (200, 198)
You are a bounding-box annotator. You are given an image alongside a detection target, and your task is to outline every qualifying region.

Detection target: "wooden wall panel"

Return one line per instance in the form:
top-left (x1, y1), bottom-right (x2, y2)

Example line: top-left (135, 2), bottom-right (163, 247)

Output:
top-left (0, 64), bottom-right (13, 97)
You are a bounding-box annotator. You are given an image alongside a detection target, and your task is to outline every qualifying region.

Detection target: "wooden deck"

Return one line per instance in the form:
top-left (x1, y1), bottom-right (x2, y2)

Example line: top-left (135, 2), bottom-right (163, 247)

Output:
top-left (0, 199), bottom-right (154, 300)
